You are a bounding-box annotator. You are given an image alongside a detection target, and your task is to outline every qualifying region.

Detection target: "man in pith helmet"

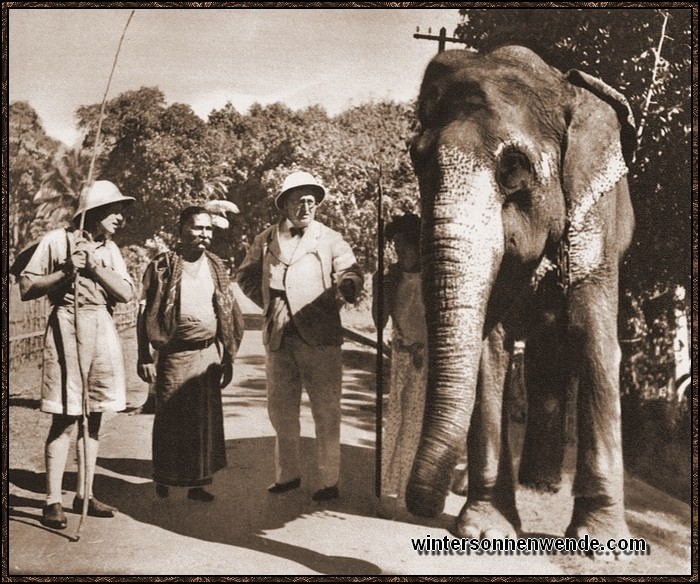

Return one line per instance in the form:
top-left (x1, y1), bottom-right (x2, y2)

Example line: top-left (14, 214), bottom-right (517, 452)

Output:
top-left (18, 180), bottom-right (135, 529)
top-left (237, 170), bottom-right (364, 502)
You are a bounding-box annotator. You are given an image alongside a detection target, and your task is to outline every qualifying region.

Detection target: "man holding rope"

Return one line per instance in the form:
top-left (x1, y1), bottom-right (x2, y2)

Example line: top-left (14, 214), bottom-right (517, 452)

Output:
top-left (18, 180), bottom-right (135, 530)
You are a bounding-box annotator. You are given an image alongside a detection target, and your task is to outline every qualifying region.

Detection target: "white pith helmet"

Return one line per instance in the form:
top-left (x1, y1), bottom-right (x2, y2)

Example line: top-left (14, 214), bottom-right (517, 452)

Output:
top-left (73, 180), bottom-right (135, 219)
top-left (274, 170), bottom-right (326, 211)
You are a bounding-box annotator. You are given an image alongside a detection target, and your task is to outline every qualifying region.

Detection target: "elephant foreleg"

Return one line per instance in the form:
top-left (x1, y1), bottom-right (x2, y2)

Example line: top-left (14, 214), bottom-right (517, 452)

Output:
top-left (565, 279), bottom-right (630, 544)
top-left (456, 324), bottom-right (520, 539)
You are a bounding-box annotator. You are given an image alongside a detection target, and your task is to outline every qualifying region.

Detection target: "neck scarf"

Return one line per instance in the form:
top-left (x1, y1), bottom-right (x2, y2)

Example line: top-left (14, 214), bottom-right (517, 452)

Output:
top-left (145, 249), bottom-right (244, 361)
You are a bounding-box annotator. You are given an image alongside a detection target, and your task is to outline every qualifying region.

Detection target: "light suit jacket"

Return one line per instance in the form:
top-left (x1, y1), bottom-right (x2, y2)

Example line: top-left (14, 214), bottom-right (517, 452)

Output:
top-left (236, 220), bottom-right (364, 347)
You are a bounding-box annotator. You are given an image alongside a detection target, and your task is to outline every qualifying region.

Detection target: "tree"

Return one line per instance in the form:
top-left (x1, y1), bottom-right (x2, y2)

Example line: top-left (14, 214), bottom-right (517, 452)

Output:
top-left (207, 99), bottom-right (419, 272)
top-left (77, 87), bottom-right (234, 246)
top-left (320, 101), bottom-right (419, 269)
top-left (208, 101), bottom-right (318, 258)
top-left (32, 146), bottom-right (92, 238)
top-left (8, 102), bottom-right (61, 254)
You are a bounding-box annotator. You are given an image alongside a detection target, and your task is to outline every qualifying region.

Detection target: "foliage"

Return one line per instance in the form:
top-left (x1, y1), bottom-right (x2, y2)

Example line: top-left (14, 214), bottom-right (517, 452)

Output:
top-left (8, 102), bottom-right (61, 254)
top-left (455, 8), bottom-right (691, 295)
top-left (32, 146), bottom-right (92, 237)
top-left (455, 7), bottom-right (692, 399)
top-left (324, 102), bottom-right (420, 269)
top-left (621, 395), bottom-right (691, 501)
top-left (10, 91), bottom-right (419, 282)
top-left (120, 243), bottom-right (154, 285)
top-left (76, 87), bottom-right (234, 246)
top-left (208, 101), bottom-right (323, 258)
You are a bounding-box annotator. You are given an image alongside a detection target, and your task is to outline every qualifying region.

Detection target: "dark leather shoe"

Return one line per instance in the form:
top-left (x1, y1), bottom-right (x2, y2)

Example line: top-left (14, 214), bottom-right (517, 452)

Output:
top-left (187, 488), bottom-right (215, 502)
top-left (155, 484), bottom-right (169, 498)
top-left (72, 496), bottom-right (117, 517)
top-left (267, 478), bottom-right (301, 493)
top-left (312, 485), bottom-right (339, 502)
top-left (41, 503), bottom-right (67, 529)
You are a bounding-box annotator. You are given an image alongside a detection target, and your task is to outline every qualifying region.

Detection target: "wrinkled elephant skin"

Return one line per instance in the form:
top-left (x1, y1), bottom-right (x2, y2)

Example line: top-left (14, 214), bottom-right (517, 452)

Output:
top-left (406, 46), bottom-right (636, 548)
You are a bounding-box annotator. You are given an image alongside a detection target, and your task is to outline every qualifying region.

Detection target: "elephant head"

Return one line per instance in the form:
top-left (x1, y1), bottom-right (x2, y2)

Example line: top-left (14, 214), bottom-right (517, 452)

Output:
top-left (407, 46), bottom-right (636, 522)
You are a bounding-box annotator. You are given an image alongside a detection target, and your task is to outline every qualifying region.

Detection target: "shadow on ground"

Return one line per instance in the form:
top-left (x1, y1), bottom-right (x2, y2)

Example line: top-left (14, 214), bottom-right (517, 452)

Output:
top-left (9, 434), bottom-right (452, 575)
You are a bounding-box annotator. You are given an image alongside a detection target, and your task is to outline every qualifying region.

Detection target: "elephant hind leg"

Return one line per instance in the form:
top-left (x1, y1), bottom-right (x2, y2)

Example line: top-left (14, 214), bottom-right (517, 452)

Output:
top-left (518, 308), bottom-right (568, 493)
top-left (458, 421), bottom-right (522, 539)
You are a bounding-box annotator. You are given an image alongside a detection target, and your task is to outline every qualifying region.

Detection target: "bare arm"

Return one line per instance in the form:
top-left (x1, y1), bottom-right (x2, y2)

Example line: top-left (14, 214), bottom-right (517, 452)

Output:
top-left (83, 246), bottom-right (132, 303)
top-left (19, 264), bottom-right (73, 301)
top-left (136, 302), bottom-right (157, 384)
top-left (371, 269), bottom-right (391, 331)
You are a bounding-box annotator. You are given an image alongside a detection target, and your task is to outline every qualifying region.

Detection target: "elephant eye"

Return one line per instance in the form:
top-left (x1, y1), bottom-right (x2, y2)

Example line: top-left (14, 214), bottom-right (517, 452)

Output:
top-left (496, 148), bottom-right (533, 196)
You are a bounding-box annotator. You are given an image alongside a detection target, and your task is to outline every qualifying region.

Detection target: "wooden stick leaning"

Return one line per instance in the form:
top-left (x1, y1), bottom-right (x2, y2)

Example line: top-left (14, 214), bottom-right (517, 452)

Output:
top-left (375, 167), bottom-right (384, 499)
top-left (71, 10), bottom-right (135, 543)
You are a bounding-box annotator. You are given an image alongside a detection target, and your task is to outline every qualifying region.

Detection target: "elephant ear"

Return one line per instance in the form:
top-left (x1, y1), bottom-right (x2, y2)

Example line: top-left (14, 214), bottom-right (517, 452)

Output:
top-left (562, 70), bottom-right (637, 239)
top-left (567, 70), bottom-right (637, 165)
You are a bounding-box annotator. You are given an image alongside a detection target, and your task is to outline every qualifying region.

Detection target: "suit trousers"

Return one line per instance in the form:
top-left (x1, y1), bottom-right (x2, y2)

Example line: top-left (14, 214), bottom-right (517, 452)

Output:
top-left (266, 332), bottom-right (342, 488)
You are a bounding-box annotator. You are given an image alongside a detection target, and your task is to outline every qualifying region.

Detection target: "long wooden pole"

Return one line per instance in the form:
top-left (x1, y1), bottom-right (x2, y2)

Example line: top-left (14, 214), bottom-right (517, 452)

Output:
top-left (71, 10), bottom-right (135, 543)
top-left (375, 167), bottom-right (385, 499)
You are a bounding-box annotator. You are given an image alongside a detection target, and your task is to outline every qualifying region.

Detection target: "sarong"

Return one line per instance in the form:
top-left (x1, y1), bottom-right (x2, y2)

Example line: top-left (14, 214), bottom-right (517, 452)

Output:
top-left (152, 340), bottom-right (226, 487)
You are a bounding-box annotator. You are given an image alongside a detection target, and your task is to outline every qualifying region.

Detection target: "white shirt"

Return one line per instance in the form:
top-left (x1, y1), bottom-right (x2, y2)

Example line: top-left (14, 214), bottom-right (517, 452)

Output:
top-left (180, 255), bottom-right (217, 331)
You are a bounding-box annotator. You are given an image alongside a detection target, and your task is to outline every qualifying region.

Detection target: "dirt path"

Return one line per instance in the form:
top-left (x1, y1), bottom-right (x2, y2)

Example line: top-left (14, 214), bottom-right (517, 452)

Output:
top-left (7, 290), bottom-right (692, 576)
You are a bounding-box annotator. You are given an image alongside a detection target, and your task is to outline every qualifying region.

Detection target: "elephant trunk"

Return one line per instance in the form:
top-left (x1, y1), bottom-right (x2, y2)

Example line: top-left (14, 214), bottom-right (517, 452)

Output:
top-left (406, 145), bottom-right (504, 517)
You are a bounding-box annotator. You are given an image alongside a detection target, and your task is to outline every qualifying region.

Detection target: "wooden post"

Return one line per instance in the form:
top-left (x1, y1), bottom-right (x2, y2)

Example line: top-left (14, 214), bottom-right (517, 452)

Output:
top-left (413, 26), bottom-right (470, 54)
top-left (375, 167), bottom-right (384, 499)
top-left (71, 9), bottom-right (135, 544)
top-left (438, 27), bottom-right (446, 53)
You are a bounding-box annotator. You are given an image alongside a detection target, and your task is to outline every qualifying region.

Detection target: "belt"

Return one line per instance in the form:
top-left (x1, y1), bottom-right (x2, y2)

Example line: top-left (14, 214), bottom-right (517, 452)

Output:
top-left (162, 337), bottom-right (216, 353)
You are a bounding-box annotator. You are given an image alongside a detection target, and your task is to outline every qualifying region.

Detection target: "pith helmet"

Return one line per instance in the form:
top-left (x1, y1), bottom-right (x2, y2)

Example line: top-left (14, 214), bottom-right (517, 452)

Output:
top-left (73, 180), bottom-right (135, 219)
top-left (275, 170), bottom-right (326, 211)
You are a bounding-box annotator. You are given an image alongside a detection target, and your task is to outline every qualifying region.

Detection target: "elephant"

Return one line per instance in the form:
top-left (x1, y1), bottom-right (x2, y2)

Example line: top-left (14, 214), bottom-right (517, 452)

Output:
top-left (406, 45), bottom-right (637, 545)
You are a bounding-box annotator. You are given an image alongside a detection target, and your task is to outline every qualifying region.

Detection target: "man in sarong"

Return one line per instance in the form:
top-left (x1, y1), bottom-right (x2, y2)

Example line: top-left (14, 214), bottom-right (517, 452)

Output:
top-left (137, 206), bottom-right (244, 501)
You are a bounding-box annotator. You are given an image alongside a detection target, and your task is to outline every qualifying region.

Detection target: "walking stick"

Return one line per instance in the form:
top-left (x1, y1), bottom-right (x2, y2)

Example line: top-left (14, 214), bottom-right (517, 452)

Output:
top-left (375, 167), bottom-right (384, 499)
top-left (71, 10), bottom-right (135, 543)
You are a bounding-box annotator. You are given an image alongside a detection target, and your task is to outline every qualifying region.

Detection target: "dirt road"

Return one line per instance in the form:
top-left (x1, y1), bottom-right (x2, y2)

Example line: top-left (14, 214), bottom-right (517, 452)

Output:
top-left (7, 291), bottom-right (692, 576)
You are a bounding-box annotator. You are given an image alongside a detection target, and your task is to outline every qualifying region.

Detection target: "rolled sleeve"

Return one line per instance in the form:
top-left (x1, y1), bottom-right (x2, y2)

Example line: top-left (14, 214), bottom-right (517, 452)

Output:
top-left (332, 236), bottom-right (364, 294)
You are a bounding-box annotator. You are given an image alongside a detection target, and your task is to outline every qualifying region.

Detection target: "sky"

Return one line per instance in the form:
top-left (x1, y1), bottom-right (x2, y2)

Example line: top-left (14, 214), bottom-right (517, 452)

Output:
top-left (9, 7), bottom-right (464, 146)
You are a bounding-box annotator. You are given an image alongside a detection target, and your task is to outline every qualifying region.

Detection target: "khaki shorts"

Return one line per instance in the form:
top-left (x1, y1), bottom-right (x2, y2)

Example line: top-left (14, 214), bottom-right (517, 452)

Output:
top-left (41, 305), bottom-right (126, 416)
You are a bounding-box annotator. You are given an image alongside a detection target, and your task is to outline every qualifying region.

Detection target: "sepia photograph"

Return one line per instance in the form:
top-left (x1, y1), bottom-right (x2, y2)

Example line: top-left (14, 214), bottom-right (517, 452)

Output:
top-left (5, 3), bottom-right (695, 578)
